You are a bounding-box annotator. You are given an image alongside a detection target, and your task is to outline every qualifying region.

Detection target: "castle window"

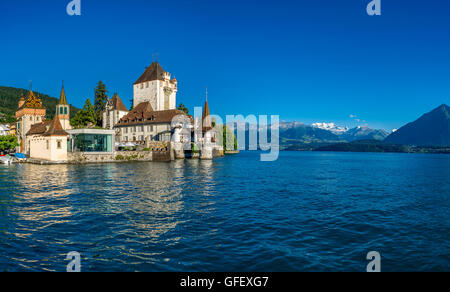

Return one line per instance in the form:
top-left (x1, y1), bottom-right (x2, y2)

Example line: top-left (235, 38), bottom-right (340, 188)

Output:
top-left (146, 82), bottom-right (149, 88)
top-left (60, 107), bottom-right (63, 114)
top-left (30, 117), bottom-right (33, 121)
top-left (64, 107), bottom-right (68, 115)
top-left (57, 140), bottom-right (62, 149)
top-left (46, 140), bottom-right (49, 150)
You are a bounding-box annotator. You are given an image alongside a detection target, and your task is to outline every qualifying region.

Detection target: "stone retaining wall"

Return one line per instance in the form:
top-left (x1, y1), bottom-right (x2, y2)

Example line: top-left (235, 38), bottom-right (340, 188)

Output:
top-left (68, 151), bottom-right (153, 164)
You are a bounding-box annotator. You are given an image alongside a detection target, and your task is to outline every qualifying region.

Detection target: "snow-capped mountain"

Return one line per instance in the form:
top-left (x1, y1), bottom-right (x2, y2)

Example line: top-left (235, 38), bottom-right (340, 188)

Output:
top-left (340, 126), bottom-right (389, 142)
top-left (311, 122), bottom-right (349, 134)
top-left (224, 121), bottom-right (388, 148)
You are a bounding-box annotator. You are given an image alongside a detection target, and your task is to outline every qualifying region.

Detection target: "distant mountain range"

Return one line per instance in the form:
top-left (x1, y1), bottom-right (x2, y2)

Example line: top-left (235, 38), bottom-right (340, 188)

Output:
top-left (385, 104), bottom-right (450, 147)
top-left (277, 122), bottom-right (389, 146)
top-left (229, 120), bottom-right (390, 150)
top-left (230, 104), bottom-right (450, 152)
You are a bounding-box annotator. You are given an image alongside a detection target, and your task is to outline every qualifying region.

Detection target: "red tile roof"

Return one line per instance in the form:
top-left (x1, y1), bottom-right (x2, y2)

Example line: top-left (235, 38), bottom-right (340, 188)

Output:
top-left (26, 116), bottom-right (68, 136)
top-left (43, 115), bottom-right (68, 136)
top-left (115, 102), bottom-right (190, 127)
top-left (134, 62), bottom-right (166, 84)
top-left (109, 93), bottom-right (128, 112)
top-left (27, 121), bottom-right (51, 135)
top-left (18, 90), bottom-right (45, 110)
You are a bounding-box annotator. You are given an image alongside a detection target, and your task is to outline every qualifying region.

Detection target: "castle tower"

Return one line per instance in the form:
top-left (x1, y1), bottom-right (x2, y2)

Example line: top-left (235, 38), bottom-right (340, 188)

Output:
top-left (55, 82), bottom-right (71, 130)
top-left (16, 90), bottom-right (46, 153)
top-left (103, 93), bottom-right (129, 130)
top-left (133, 61), bottom-right (178, 111)
top-left (200, 88), bottom-right (214, 160)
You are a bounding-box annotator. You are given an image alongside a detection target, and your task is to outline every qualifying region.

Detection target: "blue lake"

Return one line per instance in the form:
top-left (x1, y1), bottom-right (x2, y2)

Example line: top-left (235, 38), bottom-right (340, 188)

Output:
top-left (0, 151), bottom-right (449, 272)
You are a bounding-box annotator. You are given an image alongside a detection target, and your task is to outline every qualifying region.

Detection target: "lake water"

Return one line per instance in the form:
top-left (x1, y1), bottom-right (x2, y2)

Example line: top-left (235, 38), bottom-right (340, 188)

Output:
top-left (0, 151), bottom-right (449, 272)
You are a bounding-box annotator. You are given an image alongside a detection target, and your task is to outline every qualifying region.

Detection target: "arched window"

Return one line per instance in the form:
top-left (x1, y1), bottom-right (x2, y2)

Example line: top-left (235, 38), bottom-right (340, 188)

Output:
top-left (60, 107), bottom-right (63, 115)
top-left (64, 107), bottom-right (68, 115)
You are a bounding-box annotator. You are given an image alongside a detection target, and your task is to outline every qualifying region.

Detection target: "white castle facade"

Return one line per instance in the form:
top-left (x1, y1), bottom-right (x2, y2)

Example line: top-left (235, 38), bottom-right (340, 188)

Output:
top-left (133, 62), bottom-right (178, 111)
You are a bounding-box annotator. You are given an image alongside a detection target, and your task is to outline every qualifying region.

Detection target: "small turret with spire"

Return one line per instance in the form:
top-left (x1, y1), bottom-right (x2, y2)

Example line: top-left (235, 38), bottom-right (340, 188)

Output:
top-left (202, 87), bottom-right (212, 130)
top-left (55, 81), bottom-right (71, 130)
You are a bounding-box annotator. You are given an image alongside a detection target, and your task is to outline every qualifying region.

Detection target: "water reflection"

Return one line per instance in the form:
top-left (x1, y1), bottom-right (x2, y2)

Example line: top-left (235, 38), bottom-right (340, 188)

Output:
top-left (3, 152), bottom-right (447, 271)
top-left (6, 165), bottom-right (73, 240)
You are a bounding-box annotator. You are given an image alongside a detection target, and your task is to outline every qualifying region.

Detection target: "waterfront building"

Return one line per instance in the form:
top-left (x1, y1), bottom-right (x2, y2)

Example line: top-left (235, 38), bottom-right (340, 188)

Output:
top-left (67, 128), bottom-right (115, 153)
top-left (114, 101), bottom-right (189, 143)
top-left (27, 115), bottom-right (69, 161)
top-left (194, 92), bottom-right (222, 159)
top-left (112, 62), bottom-right (190, 143)
top-left (16, 91), bottom-right (46, 153)
top-left (133, 61), bottom-right (178, 111)
top-left (25, 84), bottom-right (115, 162)
top-left (102, 93), bottom-right (129, 130)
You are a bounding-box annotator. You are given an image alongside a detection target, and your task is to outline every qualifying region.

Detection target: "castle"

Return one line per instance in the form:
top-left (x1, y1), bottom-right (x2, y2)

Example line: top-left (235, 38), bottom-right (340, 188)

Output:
top-left (15, 61), bottom-right (223, 162)
top-left (133, 61), bottom-right (178, 111)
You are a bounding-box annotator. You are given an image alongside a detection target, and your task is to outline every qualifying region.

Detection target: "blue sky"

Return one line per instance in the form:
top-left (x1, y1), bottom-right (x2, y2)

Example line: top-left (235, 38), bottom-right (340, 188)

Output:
top-left (0, 0), bottom-right (449, 131)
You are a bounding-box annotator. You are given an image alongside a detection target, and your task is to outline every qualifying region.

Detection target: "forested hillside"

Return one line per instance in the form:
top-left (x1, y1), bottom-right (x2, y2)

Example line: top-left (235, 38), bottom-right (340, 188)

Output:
top-left (0, 86), bottom-right (80, 123)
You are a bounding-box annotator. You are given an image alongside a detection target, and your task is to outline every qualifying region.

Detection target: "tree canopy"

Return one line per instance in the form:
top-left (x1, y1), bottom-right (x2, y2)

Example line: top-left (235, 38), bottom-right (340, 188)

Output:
top-left (177, 103), bottom-right (189, 115)
top-left (0, 135), bottom-right (18, 151)
top-left (71, 98), bottom-right (96, 128)
top-left (0, 86), bottom-right (80, 120)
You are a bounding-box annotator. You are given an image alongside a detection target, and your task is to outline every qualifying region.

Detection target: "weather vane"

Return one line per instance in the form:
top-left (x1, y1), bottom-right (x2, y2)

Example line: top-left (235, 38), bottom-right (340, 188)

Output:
top-left (152, 52), bottom-right (159, 62)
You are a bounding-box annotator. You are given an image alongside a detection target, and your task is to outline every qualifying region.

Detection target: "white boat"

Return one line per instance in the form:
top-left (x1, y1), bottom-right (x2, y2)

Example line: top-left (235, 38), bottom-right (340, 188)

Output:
top-left (0, 155), bottom-right (13, 165)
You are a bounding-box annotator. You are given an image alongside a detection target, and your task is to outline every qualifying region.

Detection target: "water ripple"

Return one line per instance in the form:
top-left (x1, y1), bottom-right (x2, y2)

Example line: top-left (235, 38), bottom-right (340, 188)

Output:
top-left (0, 152), bottom-right (449, 271)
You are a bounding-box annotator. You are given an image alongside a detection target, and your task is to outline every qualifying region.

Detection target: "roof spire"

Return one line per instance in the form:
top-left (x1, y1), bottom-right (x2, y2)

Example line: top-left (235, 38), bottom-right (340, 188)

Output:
top-left (152, 52), bottom-right (159, 63)
top-left (59, 81), bottom-right (68, 105)
top-left (202, 88), bottom-right (211, 129)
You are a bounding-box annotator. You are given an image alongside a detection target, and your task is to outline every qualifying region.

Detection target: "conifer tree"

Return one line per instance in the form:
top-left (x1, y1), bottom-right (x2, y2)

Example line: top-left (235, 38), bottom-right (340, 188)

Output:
top-left (71, 98), bottom-right (96, 128)
top-left (94, 81), bottom-right (108, 126)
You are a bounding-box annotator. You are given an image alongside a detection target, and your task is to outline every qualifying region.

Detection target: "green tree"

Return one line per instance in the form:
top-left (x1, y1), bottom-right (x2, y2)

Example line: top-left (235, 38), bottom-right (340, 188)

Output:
top-left (0, 112), bottom-right (16, 124)
top-left (223, 125), bottom-right (238, 151)
top-left (94, 81), bottom-right (108, 126)
top-left (0, 135), bottom-right (19, 151)
top-left (71, 98), bottom-right (96, 128)
top-left (129, 98), bottom-right (134, 111)
top-left (177, 103), bottom-right (189, 115)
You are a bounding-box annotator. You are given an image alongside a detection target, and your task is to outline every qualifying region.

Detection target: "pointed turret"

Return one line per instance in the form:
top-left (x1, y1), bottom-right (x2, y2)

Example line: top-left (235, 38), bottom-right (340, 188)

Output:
top-left (202, 88), bottom-right (212, 129)
top-left (55, 82), bottom-right (71, 131)
top-left (59, 82), bottom-right (68, 105)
